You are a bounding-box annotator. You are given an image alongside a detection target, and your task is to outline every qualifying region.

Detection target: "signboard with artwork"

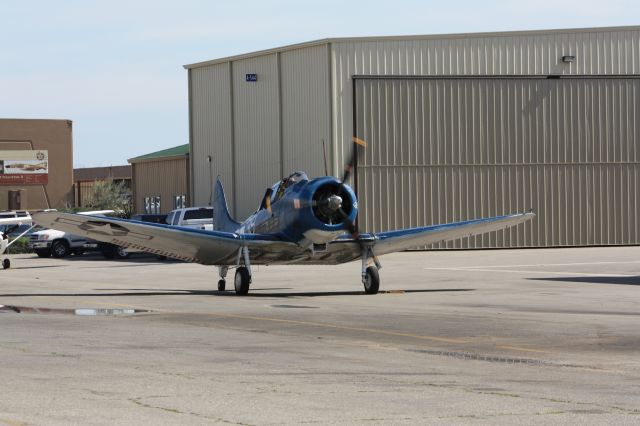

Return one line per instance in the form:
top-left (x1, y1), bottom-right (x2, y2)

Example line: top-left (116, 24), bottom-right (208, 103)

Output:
top-left (0, 150), bottom-right (49, 185)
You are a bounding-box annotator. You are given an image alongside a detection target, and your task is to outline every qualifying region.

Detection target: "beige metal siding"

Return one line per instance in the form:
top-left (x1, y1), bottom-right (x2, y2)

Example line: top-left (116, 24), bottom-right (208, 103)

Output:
top-left (332, 29), bottom-right (640, 176)
top-left (132, 158), bottom-right (189, 214)
top-left (280, 45), bottom-right (332, 177)
top-left (355, 77), bottom-right (640, 248)
top-left (231, 54), bottom-right (282, 218)
top-left (190, 64), bottom-right (234, 209)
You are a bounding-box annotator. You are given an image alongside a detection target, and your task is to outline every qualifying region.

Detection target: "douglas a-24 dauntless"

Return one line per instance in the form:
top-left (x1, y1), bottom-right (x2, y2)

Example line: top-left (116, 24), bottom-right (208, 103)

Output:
top-left (33, 138), bottom-right (535, 295)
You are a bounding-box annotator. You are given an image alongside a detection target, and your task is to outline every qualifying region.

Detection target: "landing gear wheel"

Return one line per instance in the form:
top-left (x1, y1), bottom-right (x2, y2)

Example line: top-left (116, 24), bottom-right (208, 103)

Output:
top-left (2, 259), bottom-right (9, 269)
top-left (363, 266), bottom-right (380, 294)
top-left (234, 267), bottom-right (251, 295)
top-left (218, 280), bottom-right (226, 291)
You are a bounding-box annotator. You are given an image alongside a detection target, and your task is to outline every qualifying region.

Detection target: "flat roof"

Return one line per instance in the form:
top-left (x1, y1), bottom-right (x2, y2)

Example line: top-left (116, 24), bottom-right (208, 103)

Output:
top-left (184, 25), bottom-right (640, 69)
top-left (74, 165), bottom-right (131, 181)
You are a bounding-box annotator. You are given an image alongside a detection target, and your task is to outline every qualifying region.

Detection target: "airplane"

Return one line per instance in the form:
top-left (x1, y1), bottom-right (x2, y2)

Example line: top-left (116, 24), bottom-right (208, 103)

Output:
top-left (1, 214), bottom-right (35, 269)
top-left (5, 162), bottom-right (48, 171)
top-left (32, 139), bottom-right (535, 295)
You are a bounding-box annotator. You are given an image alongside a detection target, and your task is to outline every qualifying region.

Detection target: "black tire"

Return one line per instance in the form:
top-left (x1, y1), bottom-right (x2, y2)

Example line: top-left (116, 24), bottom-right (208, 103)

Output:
top-left (34, 249), bottom-right (51, 258)
top-left (2, 259), bottom-right (9, 269)
top-left (114, 246), bottom-right (130, 259)
top-left (363, 266), bottom-right (380, 294)
top-left (218, 280), bottom-right (226, 291)
top-left (101, 244), bottom-right (116, 259)
top-left (234, 267), bottom-right (251, 295)
top-left (51, 240), bottom-right (70, 258)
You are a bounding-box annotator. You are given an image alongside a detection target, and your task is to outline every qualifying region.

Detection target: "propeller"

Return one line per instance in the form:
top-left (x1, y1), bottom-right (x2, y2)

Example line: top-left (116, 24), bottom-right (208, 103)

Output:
top-left (310, 136), bottom-right (367, 237)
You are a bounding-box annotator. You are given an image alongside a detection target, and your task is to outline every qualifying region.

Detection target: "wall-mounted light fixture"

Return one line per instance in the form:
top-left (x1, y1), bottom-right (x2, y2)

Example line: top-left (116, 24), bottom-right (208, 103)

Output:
top-left (562, 55), bottom-right (576, 63)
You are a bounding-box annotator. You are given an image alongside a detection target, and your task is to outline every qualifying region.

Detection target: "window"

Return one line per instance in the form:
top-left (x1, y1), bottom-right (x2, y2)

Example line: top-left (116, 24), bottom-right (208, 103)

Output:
top-left (165, 211), bottom-right (175, 225)
top-left (174, 194), bottom-right (186, 209)
top-left (183, 208), bottom-right (213, 220)
top-left (144, 196), bottom-right (161, 214)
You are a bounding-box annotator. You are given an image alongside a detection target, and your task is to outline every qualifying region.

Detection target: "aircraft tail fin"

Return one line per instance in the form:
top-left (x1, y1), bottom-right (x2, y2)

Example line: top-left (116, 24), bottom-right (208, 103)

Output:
top-left (212, 178), bottom-right (241, 232)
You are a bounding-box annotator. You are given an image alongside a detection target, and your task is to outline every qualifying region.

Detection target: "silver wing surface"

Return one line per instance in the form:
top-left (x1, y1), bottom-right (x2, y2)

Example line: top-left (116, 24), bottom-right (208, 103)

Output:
top-left (307, 211), bottom-right (537, 264)
top-left (32, 211), bottom-right (534, 266)
top-left (32, 211), bottom-right (302, 265)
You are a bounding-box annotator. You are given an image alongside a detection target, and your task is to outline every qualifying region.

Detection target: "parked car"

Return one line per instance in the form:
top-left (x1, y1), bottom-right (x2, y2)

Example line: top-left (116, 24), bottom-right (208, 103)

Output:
top-left (165, 207), bottom-right (213, 230)
top-left (131, 213), bottom-right (167, 224)
top-left (99, 213), bottom-right (167, 259)
top-left (29, 228), bottom-right (92, 258)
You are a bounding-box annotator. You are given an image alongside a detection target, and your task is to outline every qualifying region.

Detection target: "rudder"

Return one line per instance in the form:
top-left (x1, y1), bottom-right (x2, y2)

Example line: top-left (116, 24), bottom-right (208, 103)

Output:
top-left (212, 178), bottom-right (241, 232)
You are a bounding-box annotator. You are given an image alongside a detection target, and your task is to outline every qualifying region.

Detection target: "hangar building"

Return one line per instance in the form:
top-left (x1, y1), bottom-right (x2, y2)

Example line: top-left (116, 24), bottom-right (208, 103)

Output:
top-left (128, 144), bottom-right (190, 215)
top-left (185, 26), bottom-right (640, 249)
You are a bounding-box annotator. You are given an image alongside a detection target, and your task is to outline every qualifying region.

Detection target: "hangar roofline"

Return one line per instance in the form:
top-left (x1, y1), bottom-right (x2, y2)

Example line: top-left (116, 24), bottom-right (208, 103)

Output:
top-left (183, 25), bottom-right (640, 70)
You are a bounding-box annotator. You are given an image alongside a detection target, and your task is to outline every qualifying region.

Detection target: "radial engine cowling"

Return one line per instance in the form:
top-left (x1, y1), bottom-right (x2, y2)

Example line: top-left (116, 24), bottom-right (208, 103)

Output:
top-left (311, 182), bottom-right (356, 225)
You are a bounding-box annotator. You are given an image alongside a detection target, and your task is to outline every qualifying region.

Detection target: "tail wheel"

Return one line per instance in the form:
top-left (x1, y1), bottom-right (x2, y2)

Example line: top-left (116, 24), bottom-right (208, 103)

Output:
top-left (2, 259), bottom-right (9, 269)
top-left (234, 267), bottom-right (251, 295)
top-left (363, 266), bottom-right (380, 294)
top-left (218, 280), bottom-right (226, 291)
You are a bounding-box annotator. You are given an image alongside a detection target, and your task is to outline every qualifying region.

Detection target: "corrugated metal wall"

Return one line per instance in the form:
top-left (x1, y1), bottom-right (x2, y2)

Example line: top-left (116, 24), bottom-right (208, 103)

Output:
top-left (189, 47), bottom-right (332, 219)
top-left (190, 64), bottom-right (233, 211)
top-left (232, 54), bottom-right (281, 216)
top-left (332, 29), bottom-right (640, 179)
top-left (132, 158), bottom-right (189, 214)
top-left (355, 77), bottom-right (640, 248)
top-left (280, 45), bottom-right (332, 178)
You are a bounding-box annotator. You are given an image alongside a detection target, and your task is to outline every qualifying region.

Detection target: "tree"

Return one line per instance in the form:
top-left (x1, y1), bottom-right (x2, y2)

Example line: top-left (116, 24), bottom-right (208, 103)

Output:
top-left (83, 179), bottom-right (132, 218)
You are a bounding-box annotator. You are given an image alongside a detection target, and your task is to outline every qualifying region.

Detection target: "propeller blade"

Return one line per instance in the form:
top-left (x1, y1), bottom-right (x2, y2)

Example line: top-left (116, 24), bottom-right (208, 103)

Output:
top-left (342, 136), bottom-right (366, 183)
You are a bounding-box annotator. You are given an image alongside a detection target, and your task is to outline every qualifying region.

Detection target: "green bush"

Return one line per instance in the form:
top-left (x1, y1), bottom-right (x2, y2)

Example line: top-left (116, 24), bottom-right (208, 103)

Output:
top-left (5, 237), bottom-right (31, 254)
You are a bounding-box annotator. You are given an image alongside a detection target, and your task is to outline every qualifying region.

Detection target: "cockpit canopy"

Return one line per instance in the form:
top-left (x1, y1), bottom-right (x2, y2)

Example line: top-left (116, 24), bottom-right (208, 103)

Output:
top-left (259, 172), bottom-right (309, 210)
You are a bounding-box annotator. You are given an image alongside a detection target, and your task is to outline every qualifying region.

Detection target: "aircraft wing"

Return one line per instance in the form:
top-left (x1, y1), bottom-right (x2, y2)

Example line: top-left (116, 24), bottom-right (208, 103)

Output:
top-left (316, 211), bottom-right (536, 263)
top-left (370, 211), bottom-right (535, 256)
top-left (0, 216), bottom-right (32, 226)
top-left (31, 211), bottom-right (301, 265)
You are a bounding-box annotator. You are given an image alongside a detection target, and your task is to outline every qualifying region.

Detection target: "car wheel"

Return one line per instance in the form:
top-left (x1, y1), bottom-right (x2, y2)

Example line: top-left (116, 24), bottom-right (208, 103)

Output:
top-left (51, 240), bottom-right (70, 258)
top-left (34, 249), bottom-right (51, 258)
top-left (101, 244), bottom-right (116, 259)
top-left (115, 246), bottom-right (130, 259)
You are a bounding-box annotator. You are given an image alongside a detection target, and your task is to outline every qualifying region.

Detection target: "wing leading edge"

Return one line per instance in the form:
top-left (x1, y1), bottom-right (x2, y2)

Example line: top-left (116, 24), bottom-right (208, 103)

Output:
top-left (321, 211), bottom-right (536, 262)
top-left (371, 211), bottom-right (536, 256)
top-left (31, 211), bottom-right (301, 265)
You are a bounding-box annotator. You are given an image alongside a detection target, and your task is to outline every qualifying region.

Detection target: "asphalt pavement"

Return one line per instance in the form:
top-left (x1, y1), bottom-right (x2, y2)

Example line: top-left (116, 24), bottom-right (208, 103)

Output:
top-left (1, 247), bottom-right (640, 425)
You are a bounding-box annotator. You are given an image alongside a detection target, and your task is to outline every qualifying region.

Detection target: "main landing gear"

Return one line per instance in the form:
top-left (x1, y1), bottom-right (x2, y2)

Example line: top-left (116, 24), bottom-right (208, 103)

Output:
top-left (216, 246), bottom-right (382, 296)
top-left (217, 248), bottom-right (252, 296)
top-left (361, 247), bottom-right (381, 294)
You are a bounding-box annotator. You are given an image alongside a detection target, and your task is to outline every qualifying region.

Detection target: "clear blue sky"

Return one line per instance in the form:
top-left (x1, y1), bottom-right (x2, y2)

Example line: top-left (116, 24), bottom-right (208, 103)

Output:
top-left (1, 0), bottom-right (637, 167)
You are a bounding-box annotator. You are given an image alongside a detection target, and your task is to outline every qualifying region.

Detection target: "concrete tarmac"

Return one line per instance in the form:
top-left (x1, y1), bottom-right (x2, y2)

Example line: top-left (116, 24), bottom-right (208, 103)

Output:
top-left (1, 247), bottom-right (640, 425)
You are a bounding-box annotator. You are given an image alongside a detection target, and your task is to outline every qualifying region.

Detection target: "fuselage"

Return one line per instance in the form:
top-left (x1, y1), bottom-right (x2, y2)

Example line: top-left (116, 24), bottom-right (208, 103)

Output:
top-left (236, 173), bottom-right (358, 248)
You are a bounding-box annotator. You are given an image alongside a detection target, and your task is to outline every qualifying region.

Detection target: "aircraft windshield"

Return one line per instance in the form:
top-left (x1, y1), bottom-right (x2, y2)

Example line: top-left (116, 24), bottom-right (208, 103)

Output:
top-left (268, 172), bottom-right (309, 204)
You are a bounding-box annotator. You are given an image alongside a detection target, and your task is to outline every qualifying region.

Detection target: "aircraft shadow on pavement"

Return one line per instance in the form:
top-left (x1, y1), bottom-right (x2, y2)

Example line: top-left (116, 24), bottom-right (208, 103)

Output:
top-left (528, 276), bottom-right (640, 286)
top-left (0, 288), bottom-right (474, 298)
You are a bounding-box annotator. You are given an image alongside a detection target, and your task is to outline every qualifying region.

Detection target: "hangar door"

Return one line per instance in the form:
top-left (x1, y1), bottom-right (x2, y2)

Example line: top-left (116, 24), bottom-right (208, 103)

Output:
top-left (354, 77), bottom-right (640, 248)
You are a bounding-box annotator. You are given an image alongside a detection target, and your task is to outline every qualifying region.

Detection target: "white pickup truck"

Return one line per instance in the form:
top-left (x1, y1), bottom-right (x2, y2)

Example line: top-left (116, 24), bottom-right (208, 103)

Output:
top-left (28, 210), bottom-right (125, 259)
top-left (165, 207), bottom-right (213, 230)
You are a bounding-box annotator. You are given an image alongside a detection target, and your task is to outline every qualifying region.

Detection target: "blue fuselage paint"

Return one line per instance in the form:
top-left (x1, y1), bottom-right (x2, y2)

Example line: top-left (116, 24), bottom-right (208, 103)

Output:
top-left (238, 175), bottom-right (358, 245)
